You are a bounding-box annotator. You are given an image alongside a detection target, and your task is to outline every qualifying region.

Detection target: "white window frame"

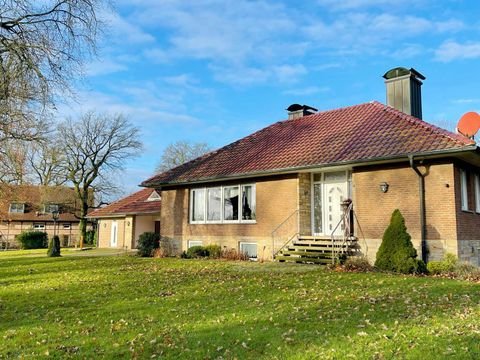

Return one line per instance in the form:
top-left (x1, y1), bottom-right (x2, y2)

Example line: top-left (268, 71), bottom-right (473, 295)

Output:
top-left (33, 223), bottom-right (45, 230)
top-left (44, 204), bottom-right (59, 214)
top-left (190, 188), bottom-right (206, 224)
top-left (239, 242), bottom-right (258, 259)
top-left (63, 223), bottom-right (71, 230)
top-left (189, 184), bottom-right (256, 224)
top-left (460, 169), bottom-right (469, 211)
top-left (188, 240), bottom-right (203, 248)
top-left (9, 203), bottom-right (25, 213)
top-left (475, 174), bottom-right (480, 213)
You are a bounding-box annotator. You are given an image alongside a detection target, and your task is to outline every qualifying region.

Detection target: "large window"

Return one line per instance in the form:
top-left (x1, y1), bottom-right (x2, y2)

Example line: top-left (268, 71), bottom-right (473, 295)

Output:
top-left (190, 184), bottom-right (256, 224)
top-left (460, 169), bottom-right (469, 211)
top-left (240, 242), bottom-right (257, 259)
top-left (9, 203), bottom-right (25, 213)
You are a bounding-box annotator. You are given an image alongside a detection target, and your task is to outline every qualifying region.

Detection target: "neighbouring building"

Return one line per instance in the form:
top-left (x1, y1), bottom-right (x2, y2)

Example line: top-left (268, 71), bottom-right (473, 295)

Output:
top-left (141, 67), bottom-right (480, 265)
top-left (0, 185), bottom-right (92, 248)
top-left (88, 188), bottom-right (161, 250)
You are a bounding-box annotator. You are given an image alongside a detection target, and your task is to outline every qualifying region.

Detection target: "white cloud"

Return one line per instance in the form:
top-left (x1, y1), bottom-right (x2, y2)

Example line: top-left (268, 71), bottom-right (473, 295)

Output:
top-left (102, 11), bottom-right (155, 45)
top-left (84, 58), bottom-right (128, 77)
top-left (452, 98), bottom-right (480, 104)
top-left (435, 41), bottom-right (480, 62)
top-left (282, 86), bottom-right (330, 96)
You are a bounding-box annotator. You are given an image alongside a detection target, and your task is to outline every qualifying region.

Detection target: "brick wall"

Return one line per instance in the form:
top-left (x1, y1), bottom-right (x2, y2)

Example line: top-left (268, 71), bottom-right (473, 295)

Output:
top-left (160, 174), bottom-right (299, 260)
top-left (353, 162), bottom-right (458, 262)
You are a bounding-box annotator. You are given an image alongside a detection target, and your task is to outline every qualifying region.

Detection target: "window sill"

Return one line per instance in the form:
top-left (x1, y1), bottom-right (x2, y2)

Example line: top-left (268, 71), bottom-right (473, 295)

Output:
top-left (461, 209), bottom-right (475, 214)
top-left (189, 221), bottom-right (257, 225)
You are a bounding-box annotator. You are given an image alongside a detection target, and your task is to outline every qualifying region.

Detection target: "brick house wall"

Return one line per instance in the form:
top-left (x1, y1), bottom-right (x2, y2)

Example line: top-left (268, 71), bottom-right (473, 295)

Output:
top-left (160, 174), bottom-right (299, 260)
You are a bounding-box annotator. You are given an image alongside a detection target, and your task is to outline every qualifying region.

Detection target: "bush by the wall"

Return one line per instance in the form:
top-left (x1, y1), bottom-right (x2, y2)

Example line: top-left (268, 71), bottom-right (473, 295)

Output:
top-left (343, 256), bottom-right (374, 272)
top-left (375, 209), bottom-right (426, 274)
top-left (137, 232), bottom-right (160, 257)
top-left (427, 253), bottom-right (457, 274)
top-left (205, 244), bottom-right (222, 259)
top-left (186, 245), bottom-right (209, 258)
top-left (84, 230), bottom-right (96, 246)
top-left (47, 235), bottom-right (61, 257)
top-left (17, 231), bottom-right (48, 249)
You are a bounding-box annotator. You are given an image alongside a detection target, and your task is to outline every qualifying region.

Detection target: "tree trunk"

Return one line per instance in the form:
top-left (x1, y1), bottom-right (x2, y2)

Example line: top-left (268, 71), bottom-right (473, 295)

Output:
top-left (79, 192), bottom-right (89, 248)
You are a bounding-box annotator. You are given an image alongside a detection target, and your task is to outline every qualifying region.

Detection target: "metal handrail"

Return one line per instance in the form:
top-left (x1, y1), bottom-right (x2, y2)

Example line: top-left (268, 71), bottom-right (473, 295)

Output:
top-left (273, 232), bottom-right (299, 258)
top-left (330, 202), bottom-right (354, 264)
top-left (271, 209), bottom-right (299, 258)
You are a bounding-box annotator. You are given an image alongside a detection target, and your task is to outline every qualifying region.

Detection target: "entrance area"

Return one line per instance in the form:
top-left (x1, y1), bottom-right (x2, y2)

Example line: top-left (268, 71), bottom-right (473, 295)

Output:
top-left (312, 171), bottom-right (350, 236)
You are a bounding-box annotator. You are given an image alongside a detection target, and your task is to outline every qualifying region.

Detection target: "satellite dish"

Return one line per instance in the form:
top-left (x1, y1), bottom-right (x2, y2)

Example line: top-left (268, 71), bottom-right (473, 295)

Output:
top-left (457, 112), bottom-right (480, 138)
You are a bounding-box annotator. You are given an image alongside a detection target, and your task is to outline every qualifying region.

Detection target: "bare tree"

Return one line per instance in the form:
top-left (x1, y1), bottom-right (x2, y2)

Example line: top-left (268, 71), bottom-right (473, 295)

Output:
top-left (59, 112), bottom-right (142, 247)
top-left (27, 139), bottom-right (67, 186)
top-left (156, 140), bottom-right (212, 173)
top-left (0, 0), bottom-right (104, 143)
top-left (0, 140), bottom-right (29, 184)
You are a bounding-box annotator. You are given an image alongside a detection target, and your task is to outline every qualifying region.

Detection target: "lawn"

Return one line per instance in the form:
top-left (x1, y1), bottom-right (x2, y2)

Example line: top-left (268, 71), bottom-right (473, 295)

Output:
top-left (0, 250), bottom-right (479, 359)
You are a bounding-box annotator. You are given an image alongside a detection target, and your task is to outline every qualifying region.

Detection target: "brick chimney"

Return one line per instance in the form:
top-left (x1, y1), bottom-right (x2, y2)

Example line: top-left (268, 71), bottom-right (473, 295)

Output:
top-left (286, 104), bottom-right (318, 120)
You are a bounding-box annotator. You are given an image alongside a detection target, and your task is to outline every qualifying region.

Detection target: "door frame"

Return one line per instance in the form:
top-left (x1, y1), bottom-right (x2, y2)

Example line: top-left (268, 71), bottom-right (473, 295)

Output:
top-left (310, 170), bottom-right (351, 236)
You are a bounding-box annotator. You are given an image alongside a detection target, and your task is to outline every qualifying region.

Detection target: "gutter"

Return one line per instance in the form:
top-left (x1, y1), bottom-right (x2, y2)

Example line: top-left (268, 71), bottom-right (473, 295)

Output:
top-left (409, 155), bottom-right (428, 263)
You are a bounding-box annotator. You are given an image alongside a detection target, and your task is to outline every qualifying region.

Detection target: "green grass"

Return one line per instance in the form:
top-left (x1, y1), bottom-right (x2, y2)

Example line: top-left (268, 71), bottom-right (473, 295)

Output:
top-left (0, 250), bottom-right (479, 359)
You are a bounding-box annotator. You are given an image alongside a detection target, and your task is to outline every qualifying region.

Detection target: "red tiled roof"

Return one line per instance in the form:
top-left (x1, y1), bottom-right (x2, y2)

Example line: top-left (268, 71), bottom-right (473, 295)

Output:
top-left (88, 188), bottom-right (160, 218)
top-left (142, 101), bottom-right (476, 187)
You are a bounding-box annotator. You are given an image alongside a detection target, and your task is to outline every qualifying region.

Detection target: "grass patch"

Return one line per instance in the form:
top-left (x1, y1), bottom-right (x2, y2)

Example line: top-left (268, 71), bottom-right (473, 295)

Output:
top-left (0, 250), bottom-right (479, 359)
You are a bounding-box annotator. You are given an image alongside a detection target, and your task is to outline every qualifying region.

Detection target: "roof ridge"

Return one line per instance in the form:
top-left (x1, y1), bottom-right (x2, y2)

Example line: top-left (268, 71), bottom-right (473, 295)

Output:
top-left (371, 101), bottom-right (475, 146)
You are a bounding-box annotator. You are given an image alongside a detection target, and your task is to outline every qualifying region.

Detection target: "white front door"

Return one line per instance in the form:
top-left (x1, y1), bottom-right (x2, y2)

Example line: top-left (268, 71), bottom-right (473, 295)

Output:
top-left (324, 182), bottom-right (347, 236)
top-left (312, 171), bottom-right (349, 236)
top-left (110, 221), bottom-right (118, 247)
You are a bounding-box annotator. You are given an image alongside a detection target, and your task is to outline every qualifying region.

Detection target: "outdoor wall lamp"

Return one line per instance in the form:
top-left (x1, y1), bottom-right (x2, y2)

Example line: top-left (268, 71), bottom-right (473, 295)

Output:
top-left (380, 182), bottom-right (389, 193)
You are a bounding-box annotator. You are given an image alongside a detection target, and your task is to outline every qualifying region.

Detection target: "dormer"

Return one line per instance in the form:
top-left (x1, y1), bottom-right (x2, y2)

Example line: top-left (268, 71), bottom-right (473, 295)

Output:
top-left (43, 204), bottom-right (59, 214)
top-left (9, 203), bottom-right (25, 213)
top-left (146, 190), bottom-right (161, 202)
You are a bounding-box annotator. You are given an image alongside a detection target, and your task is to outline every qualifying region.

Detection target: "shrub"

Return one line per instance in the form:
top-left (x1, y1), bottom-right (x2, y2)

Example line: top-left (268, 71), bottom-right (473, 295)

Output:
top-left (343, 256), bottom-right (374, 272)
top-left (375, 209), bottom-right (426, 274)
top-left (137, 232), bottom-right (160, 257)
top-left (186, 245), bottom-right (209, 258)
top-left (427, 253), bottom-right (458, 274)
top-left (205, 244), bottom-right (222, 259)
top-left (17, 231), bottom-right (48, 249)
top-left (84, 230), bottom-right (96, 245)
top-left (220, 248), bottom-right (249, 261)
top-left (47, 235), bottom-right (61, 257)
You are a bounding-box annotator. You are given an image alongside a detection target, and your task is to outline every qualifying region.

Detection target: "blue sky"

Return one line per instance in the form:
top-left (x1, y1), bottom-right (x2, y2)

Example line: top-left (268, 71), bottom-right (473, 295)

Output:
top-left (59, 0), bottom-right (480, 195)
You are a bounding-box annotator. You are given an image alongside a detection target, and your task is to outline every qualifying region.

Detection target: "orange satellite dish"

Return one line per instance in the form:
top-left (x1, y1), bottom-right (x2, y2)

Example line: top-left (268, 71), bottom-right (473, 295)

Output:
top-left (457, 112), bottom-right (480, 138)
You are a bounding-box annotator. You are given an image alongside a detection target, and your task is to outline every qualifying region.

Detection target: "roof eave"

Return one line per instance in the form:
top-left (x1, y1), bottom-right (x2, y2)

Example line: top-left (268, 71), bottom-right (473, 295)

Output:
top-left (142, 145), bottom-right (478, 188)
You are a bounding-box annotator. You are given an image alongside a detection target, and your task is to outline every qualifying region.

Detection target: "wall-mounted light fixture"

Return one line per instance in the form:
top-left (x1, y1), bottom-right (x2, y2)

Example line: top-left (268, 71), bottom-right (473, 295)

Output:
top-left (380, 182), bottom-right (389, 193)
top-left (127, 221), bottom-right (130, 226)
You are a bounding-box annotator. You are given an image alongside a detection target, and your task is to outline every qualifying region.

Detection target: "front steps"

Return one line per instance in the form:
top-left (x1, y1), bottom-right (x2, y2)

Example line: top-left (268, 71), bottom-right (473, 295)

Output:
top-left (275, 236), bottom-right (359, 264)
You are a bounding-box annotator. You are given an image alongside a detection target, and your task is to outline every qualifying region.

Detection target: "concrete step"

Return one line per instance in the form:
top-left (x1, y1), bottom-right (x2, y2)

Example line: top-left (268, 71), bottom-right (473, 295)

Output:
top-left (275, 255), bottom-right (332, 264)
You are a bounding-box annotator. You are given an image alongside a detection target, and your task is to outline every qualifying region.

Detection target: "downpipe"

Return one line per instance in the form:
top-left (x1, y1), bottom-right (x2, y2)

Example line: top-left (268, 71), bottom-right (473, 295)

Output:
top-left (409, 155), bottom-right (428, 263)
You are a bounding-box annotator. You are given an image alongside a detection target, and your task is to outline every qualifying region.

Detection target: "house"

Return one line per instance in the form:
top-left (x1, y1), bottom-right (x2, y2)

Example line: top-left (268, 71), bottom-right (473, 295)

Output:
top-left (88, 188), bottom-right (161, 249)
top-left (141, 67), bottom-right (480, 265)
top-left (0, 185), bottom-right (92, 248)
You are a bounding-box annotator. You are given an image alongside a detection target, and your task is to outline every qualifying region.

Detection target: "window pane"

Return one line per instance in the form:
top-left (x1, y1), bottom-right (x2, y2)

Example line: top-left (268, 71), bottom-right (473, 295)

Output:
top-left (476, 175), bottom-right (480, 212)
top-left (242, 185), bottom-right (256, 220)
top-left (461, 170), bottom-right (468, 211)
top-left (192, 189), bottom-right (205, 221)
top-left (313, 173), bottom-right (322, 182)
top-left (9, 203), bottom-right (24, 213)
top-left (240, 243), bottom-right (257, 258)
top-left (324, 171), bottom-right (346, 181)
top-left (207, 188), bottom-right (222, 221)
top-left (224, 186), bottom-right (239, 220)
top-left (188, 240), bottom-right (203, 248)
top-left (45, 204), bottom-right (59, 213)
top-left (313, 183), bottom-right (322, 233)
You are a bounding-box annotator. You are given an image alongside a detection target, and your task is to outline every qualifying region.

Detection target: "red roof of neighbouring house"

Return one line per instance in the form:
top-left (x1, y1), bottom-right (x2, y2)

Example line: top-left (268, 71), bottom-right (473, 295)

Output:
top-left (88, 188), bottom-right (161, 218)
top-left (142, 101), bottom-right (476, 187)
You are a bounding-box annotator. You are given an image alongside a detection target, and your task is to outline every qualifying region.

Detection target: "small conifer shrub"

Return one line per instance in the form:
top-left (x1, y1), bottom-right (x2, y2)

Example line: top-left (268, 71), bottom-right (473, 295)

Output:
top-left (375, 209), bottom-right (426, 274)
top-left (137, 232), bottom-right (160, 257)
top-left (47, 235), bottom-right (61, 257)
